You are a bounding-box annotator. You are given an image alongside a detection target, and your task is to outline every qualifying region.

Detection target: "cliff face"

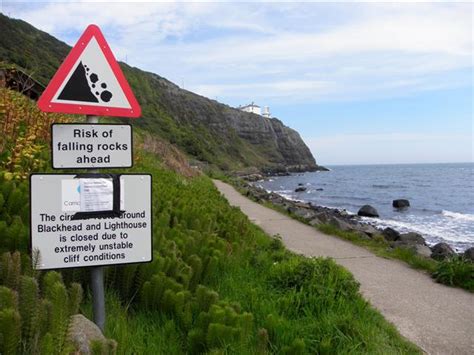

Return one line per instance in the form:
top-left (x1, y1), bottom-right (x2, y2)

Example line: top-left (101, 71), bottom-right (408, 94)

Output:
top-left (131, 73), bottom-right (318, 172)
top-left (0, 14), bottom-right (319, 172)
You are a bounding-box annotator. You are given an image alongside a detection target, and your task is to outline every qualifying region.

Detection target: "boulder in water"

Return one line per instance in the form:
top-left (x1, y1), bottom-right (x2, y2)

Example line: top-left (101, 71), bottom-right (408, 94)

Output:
top-left (393, 199), bottom-right (410, 208)
top-left (295, 187), bottom-right (307, 192)
top-left (357, 205), bottom-right (379, 218)
top-left (430, 242), bottom-right (455, 260)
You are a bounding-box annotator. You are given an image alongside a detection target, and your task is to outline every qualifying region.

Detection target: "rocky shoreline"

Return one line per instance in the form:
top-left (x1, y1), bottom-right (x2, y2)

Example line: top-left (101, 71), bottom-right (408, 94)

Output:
top-left (239, 180), bottom-right (474, 262)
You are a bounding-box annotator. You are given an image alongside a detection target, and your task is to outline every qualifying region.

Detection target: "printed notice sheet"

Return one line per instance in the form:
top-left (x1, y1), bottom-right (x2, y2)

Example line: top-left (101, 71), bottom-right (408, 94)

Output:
top-left (79, 178), bottom-right (113, 212)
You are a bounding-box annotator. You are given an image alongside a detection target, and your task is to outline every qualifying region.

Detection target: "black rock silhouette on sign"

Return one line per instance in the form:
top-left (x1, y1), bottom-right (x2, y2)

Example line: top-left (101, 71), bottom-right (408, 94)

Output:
top-left (58, 61), bottom-right (98, 103)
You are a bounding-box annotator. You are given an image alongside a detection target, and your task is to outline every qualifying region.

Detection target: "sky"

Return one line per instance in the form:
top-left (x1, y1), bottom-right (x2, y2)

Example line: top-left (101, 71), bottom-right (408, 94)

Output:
top-left (1, 1), bottom-right (472, 165)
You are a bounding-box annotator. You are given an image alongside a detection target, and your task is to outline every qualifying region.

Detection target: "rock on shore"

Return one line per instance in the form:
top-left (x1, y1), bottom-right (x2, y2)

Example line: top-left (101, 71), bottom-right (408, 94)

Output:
top-left (431, 243), bottom-right (455, 260)
top-left (240, 181), bottom-right (464, 261)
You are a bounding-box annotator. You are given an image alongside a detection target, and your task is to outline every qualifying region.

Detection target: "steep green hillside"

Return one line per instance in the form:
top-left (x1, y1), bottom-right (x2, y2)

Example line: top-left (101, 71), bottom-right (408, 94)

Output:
top-left (0, 13), bottom-right (319, 173)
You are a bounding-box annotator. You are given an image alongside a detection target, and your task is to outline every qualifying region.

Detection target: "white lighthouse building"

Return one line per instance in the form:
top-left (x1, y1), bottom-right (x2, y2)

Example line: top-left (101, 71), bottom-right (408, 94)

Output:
top-left (239, 102), bottom-right (261, 115)
top-left (239, 102), bottom-right (271, 118)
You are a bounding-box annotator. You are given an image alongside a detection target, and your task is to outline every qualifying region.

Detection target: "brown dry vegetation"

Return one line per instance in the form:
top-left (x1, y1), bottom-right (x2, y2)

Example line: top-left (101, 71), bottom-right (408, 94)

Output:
top-left (0, 88), bottom-right (73, 179)
top-left (139, 132), bottom-right (200, 178)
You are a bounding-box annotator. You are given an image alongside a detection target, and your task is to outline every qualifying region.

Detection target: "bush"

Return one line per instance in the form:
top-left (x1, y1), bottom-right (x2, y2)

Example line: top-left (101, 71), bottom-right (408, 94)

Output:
top-left (433, 256), bottom-right (474, 291)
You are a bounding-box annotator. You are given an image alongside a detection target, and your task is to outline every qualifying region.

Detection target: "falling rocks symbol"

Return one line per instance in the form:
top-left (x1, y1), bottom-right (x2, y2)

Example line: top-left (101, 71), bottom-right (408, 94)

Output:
top-left (57, 61), bottom-right (113, 103)
top-left (58, 61), bottom-right (98, 102)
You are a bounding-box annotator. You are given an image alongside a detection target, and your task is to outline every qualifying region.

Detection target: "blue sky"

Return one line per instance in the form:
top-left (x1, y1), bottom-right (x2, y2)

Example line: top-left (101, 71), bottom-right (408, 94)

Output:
top-left (2, 1), bottom-right (472, 165)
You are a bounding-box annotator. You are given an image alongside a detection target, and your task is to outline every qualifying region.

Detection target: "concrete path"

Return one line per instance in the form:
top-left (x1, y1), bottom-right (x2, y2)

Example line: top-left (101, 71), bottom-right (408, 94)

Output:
top-left (213, 180), bottom-right (474, 355)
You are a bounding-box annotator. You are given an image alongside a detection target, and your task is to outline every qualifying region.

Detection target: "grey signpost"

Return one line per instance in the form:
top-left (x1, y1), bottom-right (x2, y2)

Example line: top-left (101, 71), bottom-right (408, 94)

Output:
top-left (87, 115), bottom-right (106, 331)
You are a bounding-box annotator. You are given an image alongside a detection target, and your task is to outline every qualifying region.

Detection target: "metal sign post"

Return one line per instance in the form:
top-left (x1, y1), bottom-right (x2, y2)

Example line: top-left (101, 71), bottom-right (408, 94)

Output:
top-left (87, 115), bottom-right (105, 332)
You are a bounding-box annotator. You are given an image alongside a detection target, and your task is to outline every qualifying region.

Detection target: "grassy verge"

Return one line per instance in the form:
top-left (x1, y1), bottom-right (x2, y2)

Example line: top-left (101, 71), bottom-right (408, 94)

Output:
top-left (210, 237), bottom-right (419, 354)
top-left (317, 224), bottom-right (438, 273)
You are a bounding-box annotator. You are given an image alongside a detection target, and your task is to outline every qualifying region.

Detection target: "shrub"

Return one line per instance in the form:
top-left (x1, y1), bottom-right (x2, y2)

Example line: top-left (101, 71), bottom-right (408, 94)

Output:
top-left (433, 256), bottom-right (474, 291)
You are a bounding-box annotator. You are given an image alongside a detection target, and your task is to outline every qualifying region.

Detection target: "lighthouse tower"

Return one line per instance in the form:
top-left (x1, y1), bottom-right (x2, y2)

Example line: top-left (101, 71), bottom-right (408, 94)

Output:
top-left (262, 106), bottom-right (271, 118)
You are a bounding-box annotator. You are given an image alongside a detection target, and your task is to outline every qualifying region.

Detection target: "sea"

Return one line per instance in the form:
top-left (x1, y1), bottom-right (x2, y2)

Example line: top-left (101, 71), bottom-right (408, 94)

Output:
top-left (255, 163), bottom-right (474, 252)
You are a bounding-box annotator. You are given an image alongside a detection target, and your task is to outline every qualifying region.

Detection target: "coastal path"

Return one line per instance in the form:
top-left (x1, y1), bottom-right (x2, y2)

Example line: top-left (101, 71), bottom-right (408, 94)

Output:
top-left (213, 180), bottom-right (474, 355)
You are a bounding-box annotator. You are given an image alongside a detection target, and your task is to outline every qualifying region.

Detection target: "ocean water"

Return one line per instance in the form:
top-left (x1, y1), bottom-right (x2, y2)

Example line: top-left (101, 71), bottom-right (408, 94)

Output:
top-left (256, 163), bottom-right (474, 252)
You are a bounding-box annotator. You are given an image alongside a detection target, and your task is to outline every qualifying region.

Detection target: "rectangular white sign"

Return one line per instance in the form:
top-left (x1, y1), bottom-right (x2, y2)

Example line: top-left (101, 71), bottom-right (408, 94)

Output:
top-left (30, 174), bottom-right (152, 269)
top-left (51, 124), bottom-right (132, 168)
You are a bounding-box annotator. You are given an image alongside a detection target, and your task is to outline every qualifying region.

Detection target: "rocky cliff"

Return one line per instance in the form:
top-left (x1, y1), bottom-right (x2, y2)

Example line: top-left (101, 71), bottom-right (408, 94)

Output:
top-left (0, 14), bottom-right (320, 173)
top-left (130, 71), bottom-right (319, 172)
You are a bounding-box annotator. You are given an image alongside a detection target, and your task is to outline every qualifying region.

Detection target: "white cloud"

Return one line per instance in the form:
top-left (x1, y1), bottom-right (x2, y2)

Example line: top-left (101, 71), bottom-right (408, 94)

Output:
top-left (2, 1), bottom-right (472, 104)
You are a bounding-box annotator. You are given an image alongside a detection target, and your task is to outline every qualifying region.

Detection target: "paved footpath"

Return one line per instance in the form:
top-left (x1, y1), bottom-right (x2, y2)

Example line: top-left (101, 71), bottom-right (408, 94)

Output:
top-left (213, 180), bottom-right (474, 355)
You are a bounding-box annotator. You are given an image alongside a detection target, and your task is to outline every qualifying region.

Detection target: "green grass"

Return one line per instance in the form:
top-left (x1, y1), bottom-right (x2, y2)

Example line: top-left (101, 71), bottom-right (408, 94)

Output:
top-left (433, 257), bottom-right (474, 291)
top-left (211, 237), bottom-right (420, 354)
top-left (81, 292), bottom-right (185, 355)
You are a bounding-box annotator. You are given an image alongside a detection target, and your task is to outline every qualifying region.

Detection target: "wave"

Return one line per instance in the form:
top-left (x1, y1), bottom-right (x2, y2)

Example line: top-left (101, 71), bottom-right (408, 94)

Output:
top-left (442, 210), bottom-right (474, 222)
top-left (372, 184), bottom-right (407, 189)
top-left (365, 217), bottom-right (472, 251)
top-left (323, 195), bottom-right (369, 202)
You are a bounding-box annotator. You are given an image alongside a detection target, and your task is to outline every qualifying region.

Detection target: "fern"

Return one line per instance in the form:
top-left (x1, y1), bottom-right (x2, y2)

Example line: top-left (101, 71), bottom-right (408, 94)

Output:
top-left (44, 280), bottom-right (69, 354)
top-left (90, 338), bottom-right (117, 355)
top-left (0, 285), bottom-right (17, 309)
top-left (41, 271), bottom-right (63, 299)
top-left (188, 328), bottom-right (206, 354)
top-left (19, 275), bottom-right (40, 352)
top-left (39, 332), bottom-right (54, 355)
top-left (0, 251), bottom-right (21, 290)
top-left (187, 254), bottom-right (203, 291)
top-left (196, 285), bottom-right (219, 313)
top-left (0, 308), bottom-right (21, 354)
top-left (68, 282), bottom-right (83, 315)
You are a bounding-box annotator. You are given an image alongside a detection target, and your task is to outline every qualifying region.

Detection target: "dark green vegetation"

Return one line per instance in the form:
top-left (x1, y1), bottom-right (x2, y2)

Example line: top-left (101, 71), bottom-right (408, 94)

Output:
top-left (432, 257), bottom-right (474, 292)
top-left (0, 89), bottom-right (422, 353)
top-left (0, 13), bottom-right (318, 173)
top-left (0, 252), bottom-right (116, 354)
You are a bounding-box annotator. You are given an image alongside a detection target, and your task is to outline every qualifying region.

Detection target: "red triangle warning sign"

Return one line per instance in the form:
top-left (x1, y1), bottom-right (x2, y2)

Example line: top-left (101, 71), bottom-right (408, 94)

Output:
top-left (38, 25), bottom-right (141, 118)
